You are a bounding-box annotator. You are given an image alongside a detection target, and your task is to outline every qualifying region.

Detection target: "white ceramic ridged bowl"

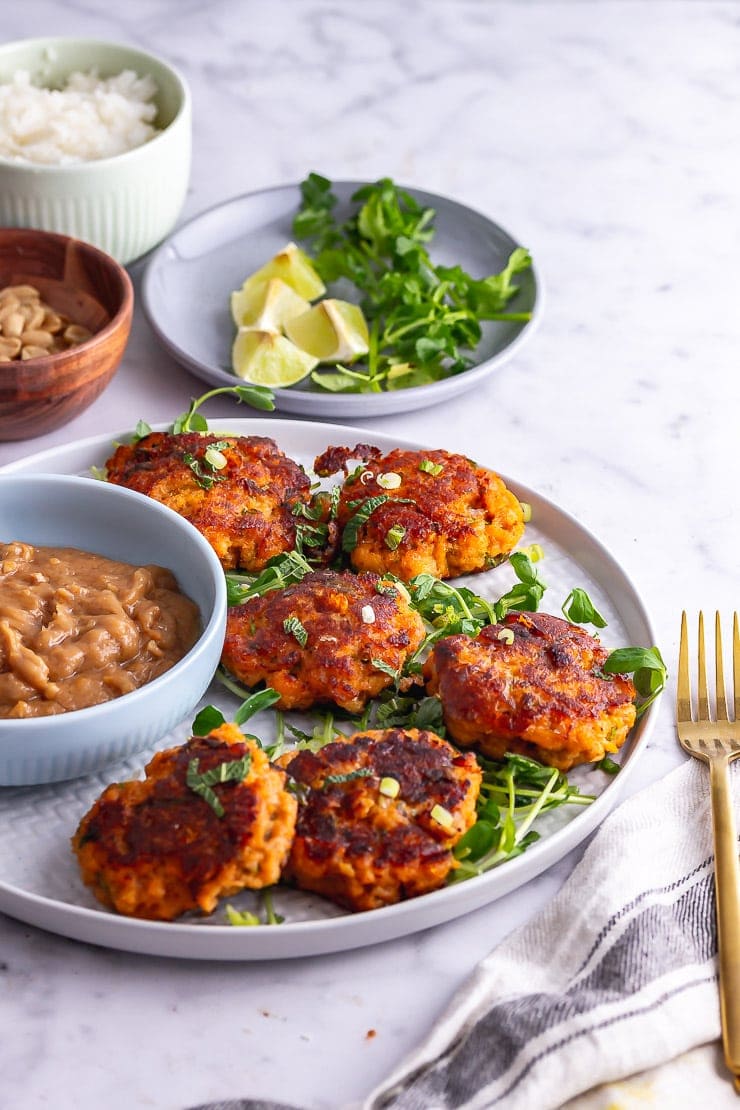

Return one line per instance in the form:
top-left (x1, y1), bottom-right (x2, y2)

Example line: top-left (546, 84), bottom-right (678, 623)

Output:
top-left (0, 38), bottom-right (191, 265)
top-left (0, 475), bottom-right (226, 785)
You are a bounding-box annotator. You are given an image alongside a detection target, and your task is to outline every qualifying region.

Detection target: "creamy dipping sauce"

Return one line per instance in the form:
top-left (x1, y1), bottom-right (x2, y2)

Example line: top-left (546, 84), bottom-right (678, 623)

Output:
top-left (0, 542), bottom-right (200, 718)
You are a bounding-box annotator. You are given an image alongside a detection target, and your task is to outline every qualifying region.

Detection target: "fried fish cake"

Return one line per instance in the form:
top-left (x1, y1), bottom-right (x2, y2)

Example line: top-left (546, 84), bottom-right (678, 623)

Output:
top-left (424, 611), bottom-right (637, 771)
top-left (221, 569), bottom-right (426, 713)
top-left (72, 722), bottom-right (297, 921)
top-left (313, 443), bottom-right (524, 580)
top-left (281, 727), bottom-right (481, 912)
top-left (105, 431), bottom-right (312, 572)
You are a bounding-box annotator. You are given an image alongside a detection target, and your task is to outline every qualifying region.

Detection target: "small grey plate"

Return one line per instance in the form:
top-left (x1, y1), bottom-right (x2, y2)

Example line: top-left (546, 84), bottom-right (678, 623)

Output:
top-left (142, 181), bottom-right (541, 419)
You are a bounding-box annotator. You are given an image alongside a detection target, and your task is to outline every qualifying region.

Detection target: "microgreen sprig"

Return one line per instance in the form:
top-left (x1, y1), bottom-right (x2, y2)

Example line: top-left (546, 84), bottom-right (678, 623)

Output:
top-left (225, 890), bottom-right (284, 927)
top-left (192, 688), bottom-right (281, 736)
top-left (450, 753), bottom-right (593, 881)
top-left (171, 385), bottom-right (275, 434)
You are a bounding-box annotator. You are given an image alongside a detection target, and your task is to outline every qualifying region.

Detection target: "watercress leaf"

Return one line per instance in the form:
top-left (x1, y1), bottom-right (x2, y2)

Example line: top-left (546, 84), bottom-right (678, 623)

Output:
top-left (562, 587), bottom-right (608, 629)
top-left (596, 755), bottom-right (621, 775)
top-left (233, 687), bottom-right (282, 726)
top-left (191, 705), bottom-right (226, 736)
top-left (602, 646), bottom-right (665, 676)
top-left (413, 696), bottom-right (445, 733)
top-left (454, 820), bottom-right (497, 862)
top-left (602, 646), bottom-right (667, 715)
top-left (234, 385), bottom-right (276, 412)
top-left (131, 419), bottom-right (152, 444)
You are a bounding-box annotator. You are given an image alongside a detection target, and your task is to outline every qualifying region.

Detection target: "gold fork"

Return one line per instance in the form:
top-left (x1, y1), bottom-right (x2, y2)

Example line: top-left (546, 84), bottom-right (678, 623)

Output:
top-left (677, 611), bottom-right (740, 1091)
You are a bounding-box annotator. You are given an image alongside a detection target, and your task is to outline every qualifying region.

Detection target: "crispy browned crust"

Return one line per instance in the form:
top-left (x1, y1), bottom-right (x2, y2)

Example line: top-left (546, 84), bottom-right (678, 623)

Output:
top-left (72, 722), bottom-right (297, 920)
top-left (424, 611), bottom-right (637, 771)
top-left (281, 727), bottom-right (481, 912)
top-left (105, 432), bottom-right (311, 572)
top-left (315, 445), bottom-right (524, 580)
top-left (221, 569), bottom-right (425, 713)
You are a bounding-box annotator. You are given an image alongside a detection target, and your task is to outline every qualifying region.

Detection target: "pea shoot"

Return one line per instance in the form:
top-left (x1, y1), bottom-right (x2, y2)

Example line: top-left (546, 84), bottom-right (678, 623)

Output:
top-left (602, 645), bottom-right (668, 717)
top-left (450, 753), bottom-right (594, 880)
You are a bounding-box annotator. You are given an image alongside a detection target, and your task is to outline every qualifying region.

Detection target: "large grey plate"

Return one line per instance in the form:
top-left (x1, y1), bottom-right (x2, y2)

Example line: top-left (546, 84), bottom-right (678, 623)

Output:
top-left (0, 420), bottom-right (657, 960)
top-left (142, 182), bottom-right (540, 418)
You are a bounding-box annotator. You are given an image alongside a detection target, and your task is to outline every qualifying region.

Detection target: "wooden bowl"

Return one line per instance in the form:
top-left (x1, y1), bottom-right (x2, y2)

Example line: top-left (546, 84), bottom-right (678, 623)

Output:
top-left (0, 228), bottom-right (133, 441)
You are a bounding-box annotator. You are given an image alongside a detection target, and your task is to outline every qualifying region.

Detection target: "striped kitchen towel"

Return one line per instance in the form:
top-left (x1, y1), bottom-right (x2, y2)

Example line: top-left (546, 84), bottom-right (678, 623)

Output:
top-left (364, 756), bottom-right (728, 1110)
top-left (189, 757), bottom-right (733, 1110)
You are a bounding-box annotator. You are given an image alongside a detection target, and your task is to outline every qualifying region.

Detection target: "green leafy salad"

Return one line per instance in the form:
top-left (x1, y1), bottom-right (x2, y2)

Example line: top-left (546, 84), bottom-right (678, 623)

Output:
top-left (290, 173), bottom-right (534, 393)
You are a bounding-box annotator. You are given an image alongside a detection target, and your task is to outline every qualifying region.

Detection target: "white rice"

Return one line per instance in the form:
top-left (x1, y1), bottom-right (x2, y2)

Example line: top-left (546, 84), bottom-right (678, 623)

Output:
top-left (0, 68), bottom-right (161, 165)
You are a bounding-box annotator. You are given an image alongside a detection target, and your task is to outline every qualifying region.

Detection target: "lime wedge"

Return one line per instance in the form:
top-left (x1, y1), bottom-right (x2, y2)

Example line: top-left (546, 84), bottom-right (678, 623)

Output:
top-left (230, 277), bottom-right (310, 330)
top-left (285, 299), bottom-right (370, 363)
top-left (231, 328), bottom-right (319, 387)
top-left (235, 242), bottom-right (326, 303)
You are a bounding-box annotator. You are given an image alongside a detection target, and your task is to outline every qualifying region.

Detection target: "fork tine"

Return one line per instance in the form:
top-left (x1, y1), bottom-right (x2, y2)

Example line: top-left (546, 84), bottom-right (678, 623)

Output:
top-left (677, 610), bottom-right (693, 722)
top-left (698, 611), bottom-right (710, 720)
top-left (716, 612), bottom-right (729, 721)
top-left (734, 613), bottom-right (740, 722)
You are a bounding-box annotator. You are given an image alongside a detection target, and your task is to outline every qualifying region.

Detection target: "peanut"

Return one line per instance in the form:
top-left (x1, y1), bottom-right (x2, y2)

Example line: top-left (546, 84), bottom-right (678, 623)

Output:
top-left (0, 283), bottom-right (96, 362)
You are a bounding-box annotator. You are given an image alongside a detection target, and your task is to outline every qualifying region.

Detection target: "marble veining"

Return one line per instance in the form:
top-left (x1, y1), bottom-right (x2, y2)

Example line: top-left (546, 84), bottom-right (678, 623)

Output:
top-left (1, 2), bottom-right (740, 1107)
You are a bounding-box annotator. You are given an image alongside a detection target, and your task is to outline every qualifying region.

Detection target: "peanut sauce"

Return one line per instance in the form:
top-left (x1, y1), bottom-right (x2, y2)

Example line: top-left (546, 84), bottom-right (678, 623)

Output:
top-left (0, 542), bottom-right (200, 718)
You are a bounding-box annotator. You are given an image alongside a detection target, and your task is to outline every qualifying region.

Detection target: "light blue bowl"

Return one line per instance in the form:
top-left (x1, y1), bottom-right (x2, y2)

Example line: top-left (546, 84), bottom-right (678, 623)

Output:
top-left (0, 474), bottom-right (226, 785)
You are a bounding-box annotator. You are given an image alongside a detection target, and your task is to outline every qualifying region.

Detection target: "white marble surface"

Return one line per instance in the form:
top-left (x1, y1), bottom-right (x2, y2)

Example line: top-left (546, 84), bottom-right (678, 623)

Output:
top-left (1, 1), bottom-right (739, 1107)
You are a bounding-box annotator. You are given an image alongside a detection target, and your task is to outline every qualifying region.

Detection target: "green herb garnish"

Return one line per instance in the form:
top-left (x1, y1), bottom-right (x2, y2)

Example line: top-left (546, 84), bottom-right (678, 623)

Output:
top-left (562, 587), bottom-right (607, 629)
top-left (205, 683), bottom-right (281, 727)
top-left (225, 551), bottom-right (313, 606)
top-left (186, 754), bottom-right (252, 817)
top-left (371, 658), bottom-right (401, 681)
top-left (322, 768), bottom-right (374, 786)
top-left (182, 451), bottom-right (226, 491)
top-left (385, 524), bottom-right (406, 550)
top-left (171, 385), bottom-right (275, 434)
top-left (226, 890), bottom-right (284, 926)
top-left (418, 459), bottom-right (444, 476)
top-left (284, 615), bottom-right (308, 647)
top-left (131, 419), bottom-right (153, 444)
top-left (602, 646), bottom-right (668, 717)
top-left (450, 753), bottom-right (593, 880)
top-left (292, 173), bottom-right (533, 393)
top-left (596, 755), bottom-right (621, 775)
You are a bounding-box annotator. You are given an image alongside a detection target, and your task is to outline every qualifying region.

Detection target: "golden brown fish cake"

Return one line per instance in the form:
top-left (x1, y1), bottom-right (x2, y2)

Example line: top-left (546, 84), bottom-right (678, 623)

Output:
top-left (72, 722), bottom-right (297, 921)
top-left (221, 569), bottom-right (426, 713)
top-left (313, 443), bottom-right (524, 580)
top-left (281, 727), bottom-right (481, 912)
top-left (105, 431), bottom-right (312, 572)
top-left (423, 611), bottom-right (637, 771)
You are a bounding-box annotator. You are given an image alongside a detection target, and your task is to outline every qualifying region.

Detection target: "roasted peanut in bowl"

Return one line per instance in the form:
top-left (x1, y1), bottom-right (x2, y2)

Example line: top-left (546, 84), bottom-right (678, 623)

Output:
top-left (0, 227), bottom-right (133, 441)
top-left (0, 474), bottom-right (227, 786)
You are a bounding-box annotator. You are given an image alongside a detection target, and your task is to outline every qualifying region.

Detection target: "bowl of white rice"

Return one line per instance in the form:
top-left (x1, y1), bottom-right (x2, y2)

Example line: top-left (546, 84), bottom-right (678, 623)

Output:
top-left (0, 38), bottom-right (191, 265)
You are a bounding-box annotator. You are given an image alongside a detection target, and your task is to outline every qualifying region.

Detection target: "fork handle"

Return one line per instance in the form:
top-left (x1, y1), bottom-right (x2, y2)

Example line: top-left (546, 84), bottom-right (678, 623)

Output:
top-left (709, 754), bottom-right (740, 1088)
